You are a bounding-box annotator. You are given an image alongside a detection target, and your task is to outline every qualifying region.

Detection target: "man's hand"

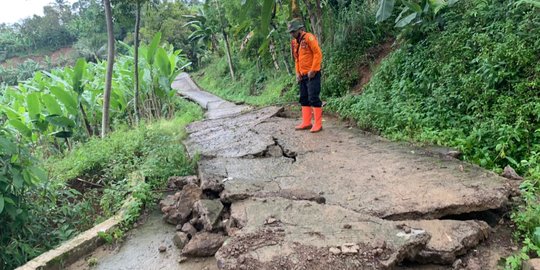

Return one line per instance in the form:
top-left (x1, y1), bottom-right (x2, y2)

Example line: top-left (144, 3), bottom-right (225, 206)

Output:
top-left (296, 74), bottom-right (302, 83)
top-left (308, 71), bottom-right (316, 79)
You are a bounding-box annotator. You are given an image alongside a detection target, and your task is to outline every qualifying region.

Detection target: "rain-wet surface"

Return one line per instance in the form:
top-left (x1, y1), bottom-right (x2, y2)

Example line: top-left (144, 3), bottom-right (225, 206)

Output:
top-left (66, 73), bottom-right (518, 269)
top-left (67, 206), bottom-right (218, 270)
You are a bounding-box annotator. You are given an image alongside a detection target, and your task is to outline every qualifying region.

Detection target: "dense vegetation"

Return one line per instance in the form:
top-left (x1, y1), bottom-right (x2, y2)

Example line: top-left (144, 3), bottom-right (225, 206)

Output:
top-left (328, 1), bottom-right (540, 267)
top-left (0, 103), bottom-right (201, 268)
top-left (0, 33), bottom-right (198, 267)
top-left (189, 0), bottom-right (540, 268)
top-left (1, 0), bottom-right (540, 268)
top-left (0, 0), bottom-right (202, 267)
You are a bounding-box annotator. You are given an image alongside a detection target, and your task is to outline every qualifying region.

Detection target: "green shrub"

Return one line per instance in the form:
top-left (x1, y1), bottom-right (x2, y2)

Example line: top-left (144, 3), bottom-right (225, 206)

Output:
top-left (328, 0), bottom-right (540, 171)
top-left (326, 1), bottom-right (540, 267)
top-left (321, 0), bottom-right (391, 98)
top-left (194, 55), bottom-right (295, 106)
top-left (0, 128), bottom-right (46, 269)
top-left (1, 98), bottom-right (202, 269)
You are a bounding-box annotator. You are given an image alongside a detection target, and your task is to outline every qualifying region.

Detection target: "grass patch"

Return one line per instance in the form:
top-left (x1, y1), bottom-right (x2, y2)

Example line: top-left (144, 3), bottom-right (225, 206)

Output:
top-left (326, 1), bottom-right (540, 268)
top-left (193, 56), bottom-right (296, 106)
top-left (2, 98), bottom-right (203, 269)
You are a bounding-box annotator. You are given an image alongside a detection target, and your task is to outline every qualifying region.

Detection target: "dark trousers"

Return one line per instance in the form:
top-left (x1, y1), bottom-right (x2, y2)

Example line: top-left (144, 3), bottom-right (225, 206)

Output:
top-left (299, 71), bottom-right (322, 107)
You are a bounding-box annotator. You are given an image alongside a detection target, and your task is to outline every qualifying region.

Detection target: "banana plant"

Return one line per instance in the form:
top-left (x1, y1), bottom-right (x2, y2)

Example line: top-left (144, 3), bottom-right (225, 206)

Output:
top-left (0, 41), bottom-right (191, 153)
top-left (376, 0), bottom-right (459, 27)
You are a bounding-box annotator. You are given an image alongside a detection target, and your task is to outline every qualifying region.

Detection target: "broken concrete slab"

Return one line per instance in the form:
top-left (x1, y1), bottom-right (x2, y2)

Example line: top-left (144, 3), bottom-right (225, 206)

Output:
top-left (216, 197), bottom-right (430, 269)
top-left (188, 113), bottom-right (512, 220)
top-left (167, 175), bottom-right (199, 190)
top-left (523, 259), bottom-right (540, 270)
top-left (194, 199), bottom-right (224, 231)
top-left (160, 183), bottom-right (202, 225)
top-left (182, 232), bottom-right (227, 257)
top-left (182, 223), bottom-right (197, 238)
top-left (402, 220), bottom-right (490, 264)
top-left (173, 232), bottom-right (189, 250)
top-left (184, 106), bottom-right (283, 158)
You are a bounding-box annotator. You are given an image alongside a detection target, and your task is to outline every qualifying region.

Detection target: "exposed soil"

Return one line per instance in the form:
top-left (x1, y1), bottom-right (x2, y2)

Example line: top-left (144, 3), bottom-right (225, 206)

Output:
top-left (1, 47), bottom-right (75, 68)
top-left (352, 38), bottom-right (395, 93)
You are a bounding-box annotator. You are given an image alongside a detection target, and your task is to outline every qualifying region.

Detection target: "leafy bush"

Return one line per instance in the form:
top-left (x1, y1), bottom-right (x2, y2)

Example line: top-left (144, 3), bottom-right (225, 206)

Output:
top-left (327, 1), bottom-right (540, 267)
top-left (194, 55), bottom-right (295, 106)
top-left (329, 0), bottom-right (540, 170)
top-left (1, 99), bottom-right (202, 269)
top-left (321, 0), bottom-right (391, 97)
top-left (0, 33), bottom-right (191, 156)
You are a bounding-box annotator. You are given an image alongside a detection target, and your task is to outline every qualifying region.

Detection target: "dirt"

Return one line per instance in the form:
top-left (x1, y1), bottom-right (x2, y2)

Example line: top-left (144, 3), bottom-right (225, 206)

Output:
top-left (352, 38), bottom-right (395, 93)
top-left (1, 47), bottom-right (75, 68)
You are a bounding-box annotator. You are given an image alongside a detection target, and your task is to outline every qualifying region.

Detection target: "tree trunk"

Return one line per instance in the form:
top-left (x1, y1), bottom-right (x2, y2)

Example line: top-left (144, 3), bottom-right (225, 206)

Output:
top-left (223, 30), bottom-right (235, 80)
top-left (214, 0), bottom-right (235, 80)
top-left (134, 0), bottom-right (141, 125)
top-left (102, 0), bottom-right (115, 138)
top-left (269, 40), bottom-right (280, 71)
top-left (302, 0), bottom-right (323, 42)
top-left (79, 103), bottom-right (93, 136)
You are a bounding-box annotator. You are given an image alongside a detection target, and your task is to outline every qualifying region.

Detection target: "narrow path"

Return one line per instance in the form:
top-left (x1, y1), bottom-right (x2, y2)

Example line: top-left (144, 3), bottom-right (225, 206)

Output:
top-left (177, 73), bottom-right (515, 269)
top-left (67, 73), bottom-right (516, 270)
top-left (172, 73), bottom-right (250, 119)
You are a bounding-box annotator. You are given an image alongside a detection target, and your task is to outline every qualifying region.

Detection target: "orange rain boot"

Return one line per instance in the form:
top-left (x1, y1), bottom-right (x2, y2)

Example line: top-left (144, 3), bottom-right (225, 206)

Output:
top-left (295, 106), bottom-right (312, 130)
top-left (310, 107), bottom-right (323, 133)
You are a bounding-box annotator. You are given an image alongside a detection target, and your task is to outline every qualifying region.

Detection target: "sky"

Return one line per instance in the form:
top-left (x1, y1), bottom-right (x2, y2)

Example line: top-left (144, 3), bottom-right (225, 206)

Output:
top-left (0, 0), bottom-right (76, 25)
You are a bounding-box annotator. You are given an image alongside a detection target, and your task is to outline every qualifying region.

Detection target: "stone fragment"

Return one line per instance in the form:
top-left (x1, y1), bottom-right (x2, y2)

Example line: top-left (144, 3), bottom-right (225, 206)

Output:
top-left (198, 171), bottom-right (225, 193)
top-left (194, 199), bottom-right (224, 231)
top-left (341, 243), bottom-right (360, 255)
top-left (160, 183), bottom-right (202, 225)
top-left (523, 259), bottom-right (540, 270)
top-left (502, 165), bottom-right (523, 180)
top-left (465, 257), bottom-right (481, 270)
top-left (158, 246), bottom-right (167, 253)
top-left (182, 223), bottom-right (197, 238)
top-left (404, 220), bottom-right (490, 264)
top-left (265, 218), bottom-right (278, 225)
top-left (452, 258), bottom-right (463, 269)
top-left (173, 232), bottom-right (189, 249)
top-left (168, 175), bottom-right (199, 190)
top-left (329, 247), bottom-right (341, 255)
top-left (446, 150), bottom-right (462, 159)
top-left (182, 232), bottom-right (227, 257)
top-left (266, 144), bottom-right (283, 157)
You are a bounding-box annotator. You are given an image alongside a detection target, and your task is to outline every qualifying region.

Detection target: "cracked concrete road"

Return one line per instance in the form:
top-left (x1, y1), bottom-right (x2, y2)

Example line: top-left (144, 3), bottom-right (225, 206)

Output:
top-left (186, 105), bottom-right (511, 220)
top-left (176, 73), bottom-right (515, 268)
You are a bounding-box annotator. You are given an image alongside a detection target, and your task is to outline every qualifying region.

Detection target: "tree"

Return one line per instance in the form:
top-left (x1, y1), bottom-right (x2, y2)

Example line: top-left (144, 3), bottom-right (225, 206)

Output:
top-left (301, 0), bottom-right (323, 42)
top-left (213, 0), bottom-right (235, 80)
top-left (102, 0), bottom-right (114, 138)
top-left (134, 0), bottom-right (142, 124)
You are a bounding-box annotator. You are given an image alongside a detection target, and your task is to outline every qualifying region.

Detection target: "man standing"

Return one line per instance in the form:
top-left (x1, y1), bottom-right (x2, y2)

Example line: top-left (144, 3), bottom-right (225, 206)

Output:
top-left (288, 19), bottom-right (323, 133)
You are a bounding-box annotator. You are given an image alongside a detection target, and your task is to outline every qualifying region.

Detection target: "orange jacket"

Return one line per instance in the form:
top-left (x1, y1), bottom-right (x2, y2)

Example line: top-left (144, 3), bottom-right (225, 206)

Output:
top-left (291, 32), bottom-right (322, 76)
